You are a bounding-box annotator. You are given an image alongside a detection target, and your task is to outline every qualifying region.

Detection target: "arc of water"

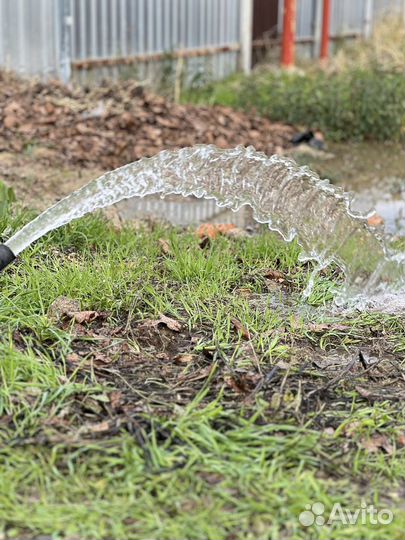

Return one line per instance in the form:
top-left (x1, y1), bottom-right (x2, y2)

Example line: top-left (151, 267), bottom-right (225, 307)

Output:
top-left (2, 145), bottom-right (404, 299)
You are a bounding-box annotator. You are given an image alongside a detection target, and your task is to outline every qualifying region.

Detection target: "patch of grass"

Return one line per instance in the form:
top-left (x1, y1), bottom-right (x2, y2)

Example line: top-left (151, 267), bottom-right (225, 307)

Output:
top-left (1, 212), bottom-right (405, 539)
top-left (184, 68), bottom-right (405, 142)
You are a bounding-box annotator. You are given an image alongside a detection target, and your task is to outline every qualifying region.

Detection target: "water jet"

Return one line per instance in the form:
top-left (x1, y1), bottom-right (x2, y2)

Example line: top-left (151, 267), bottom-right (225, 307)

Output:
top-left (1, 145), bottom-right (404, 302)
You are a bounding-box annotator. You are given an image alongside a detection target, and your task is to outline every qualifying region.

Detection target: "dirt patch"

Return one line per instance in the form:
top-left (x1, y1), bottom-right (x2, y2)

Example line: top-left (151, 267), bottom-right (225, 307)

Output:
top-left (0, 151), bottom-right (101, 211)
top-left (11, 303), bottom-right (404, 447)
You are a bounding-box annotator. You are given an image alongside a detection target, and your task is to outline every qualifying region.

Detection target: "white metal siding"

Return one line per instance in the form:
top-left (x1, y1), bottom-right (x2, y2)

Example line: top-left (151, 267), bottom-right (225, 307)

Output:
top-left (0, 0), bottom-right (403, 82)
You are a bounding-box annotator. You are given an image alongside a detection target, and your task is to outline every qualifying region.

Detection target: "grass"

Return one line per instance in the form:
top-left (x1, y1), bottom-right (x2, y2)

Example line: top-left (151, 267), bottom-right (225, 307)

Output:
top-left (330, 15), bottom-right (405, 74)
top-left (184, 68), bottom-right (405, 142)
top-left (1, 207), bottom-right (405, 539)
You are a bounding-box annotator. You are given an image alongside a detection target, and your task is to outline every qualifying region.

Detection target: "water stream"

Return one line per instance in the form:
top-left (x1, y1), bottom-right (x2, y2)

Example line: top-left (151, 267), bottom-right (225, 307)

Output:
top-left (5, 145), bottom-right (405, 302)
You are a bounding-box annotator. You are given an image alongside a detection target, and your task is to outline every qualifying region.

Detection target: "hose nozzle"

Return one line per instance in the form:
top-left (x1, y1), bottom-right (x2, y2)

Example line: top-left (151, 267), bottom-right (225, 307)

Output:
top-left (0, 245), bottom-right (16, 271)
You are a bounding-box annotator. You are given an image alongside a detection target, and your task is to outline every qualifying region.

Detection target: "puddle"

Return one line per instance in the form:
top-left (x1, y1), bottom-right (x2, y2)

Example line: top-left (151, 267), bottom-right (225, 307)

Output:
top-left (293, 142), bottom-right (405, 235)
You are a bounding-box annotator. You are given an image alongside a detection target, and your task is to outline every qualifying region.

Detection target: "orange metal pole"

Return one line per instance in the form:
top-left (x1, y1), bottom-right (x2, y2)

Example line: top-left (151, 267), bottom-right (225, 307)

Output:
top-left (281, 0), bottom-right (296, 67)
top-left (320, 0), bottom-right (331, 60)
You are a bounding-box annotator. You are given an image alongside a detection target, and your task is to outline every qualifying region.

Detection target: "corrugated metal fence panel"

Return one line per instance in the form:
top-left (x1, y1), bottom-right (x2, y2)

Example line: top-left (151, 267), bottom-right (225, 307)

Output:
top-left (296, 0), bottom-right (316, 38)
top-left (0, 0), bottom-right (61, 78)
top-left (330, 0), bottom-right (366, 35)
top-left (69, 0), bottom-right (241, 82)
top-left (284, 0), bottom-right (404, 45)
top-left (1, 0), bottom-right (403, 81)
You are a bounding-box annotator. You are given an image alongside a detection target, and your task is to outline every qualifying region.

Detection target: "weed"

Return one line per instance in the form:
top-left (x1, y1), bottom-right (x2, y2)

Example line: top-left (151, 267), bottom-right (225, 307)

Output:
top-left (184, 68), bottom-right (405, 142)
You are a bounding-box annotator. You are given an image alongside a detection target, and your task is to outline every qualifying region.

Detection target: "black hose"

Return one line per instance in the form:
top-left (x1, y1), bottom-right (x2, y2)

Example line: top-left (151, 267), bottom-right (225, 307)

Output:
top-left (0, 245), bottom-right (16, 271)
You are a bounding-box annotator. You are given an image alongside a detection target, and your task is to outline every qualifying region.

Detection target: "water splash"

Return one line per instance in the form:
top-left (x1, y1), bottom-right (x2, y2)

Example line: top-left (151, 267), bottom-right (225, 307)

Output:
top-left (5, 145), bottom-right (405, 301)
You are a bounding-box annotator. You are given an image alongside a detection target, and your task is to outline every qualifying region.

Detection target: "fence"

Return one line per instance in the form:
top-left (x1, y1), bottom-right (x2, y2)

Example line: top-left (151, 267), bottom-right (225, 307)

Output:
top-left (0, 0), bottom-right (403, 84)
top-left (0, 0), bottom-right (243, 84)
top-left (276, 0), bottom-right (404, 58)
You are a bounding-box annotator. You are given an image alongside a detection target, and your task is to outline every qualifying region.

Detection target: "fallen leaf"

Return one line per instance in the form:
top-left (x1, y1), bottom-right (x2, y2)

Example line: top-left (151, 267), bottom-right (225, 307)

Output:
top-left (158, 313), bottom-right (181, 332)
top-left (87, 420), bottom-right (111, 433)
top-left (224, 375), bottom-right (250, 394)
top-left (231, 318), bottom-right (251, 340)
top-left (177, 364), bottom-right (215, 384)
top-left (355, 386), bottom-right (372, 398)
top-left (72, 310), bottom-right (100, 324)
top-left (343, 421), bottom-right (361, 438)
top-left (264, 269), bottom-right (286, 282)
top-left (361, 434), bottom-right (394, 455)
top-left (174, 353), bottom-right (195, 364)
top-left (158, 238), bottom-right (171, 254)
top-left (141, 313), bottom-right (181, 332)
top-left (367, 214), bottom-right (384, 227)
top-left (196, 223), bottom-right (237, 240)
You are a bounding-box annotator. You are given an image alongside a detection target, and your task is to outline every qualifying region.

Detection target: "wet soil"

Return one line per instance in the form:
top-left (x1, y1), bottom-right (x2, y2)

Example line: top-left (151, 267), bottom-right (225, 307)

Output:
top-left (11, 283), bottom-right (405, 447)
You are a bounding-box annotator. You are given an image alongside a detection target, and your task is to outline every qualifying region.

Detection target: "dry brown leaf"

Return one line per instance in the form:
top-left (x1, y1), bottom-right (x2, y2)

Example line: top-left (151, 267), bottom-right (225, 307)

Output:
top-left (231, 318), bottom-right (251, 340)
top-left (367, 213), bottom-right (385, 227)
top-left (178, 364), bottom-right (214, 384)
top-left (156, 313), bottom-right (182, 332)
top-left (88, 421), bottom-right (111, 433)
top-left (264, 269), bottom-right (286, 282)
top-left (361, 434), bottom-right (394, 455)
top-left (141, 313), bottom-right (181, 332)
top-left (158, 238), bottom-right (171, 254)
top-left (355, 386), bottom-right (372, 398)
top-left (174, 353), bottom-right (195, 364)
top-left (196, 223), bottom-right (237, 240)
top-left (224, 373), bottom-right (258, 394)
top-left (72, 310), bottom-right (100, 324)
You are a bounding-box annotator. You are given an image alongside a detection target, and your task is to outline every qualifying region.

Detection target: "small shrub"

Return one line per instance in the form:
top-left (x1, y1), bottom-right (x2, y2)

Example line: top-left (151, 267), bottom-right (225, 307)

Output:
top-left (185, 68), bottom-right (405, 142)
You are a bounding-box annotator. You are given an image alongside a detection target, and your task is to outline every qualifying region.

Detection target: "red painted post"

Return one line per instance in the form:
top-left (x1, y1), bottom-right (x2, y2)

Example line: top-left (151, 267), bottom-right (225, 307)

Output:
top-left (320, 0), bottom-right (331, 60)
top-left (281, 0), bottom-right (296, 68)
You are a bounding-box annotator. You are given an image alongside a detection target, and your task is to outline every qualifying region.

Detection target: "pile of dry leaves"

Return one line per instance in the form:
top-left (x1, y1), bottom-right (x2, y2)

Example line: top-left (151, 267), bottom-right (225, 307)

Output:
top-left (0, 72), bottom-right (294, 170)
